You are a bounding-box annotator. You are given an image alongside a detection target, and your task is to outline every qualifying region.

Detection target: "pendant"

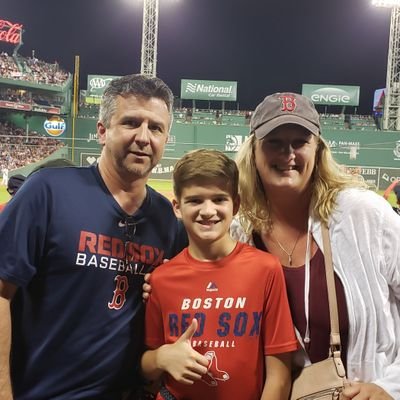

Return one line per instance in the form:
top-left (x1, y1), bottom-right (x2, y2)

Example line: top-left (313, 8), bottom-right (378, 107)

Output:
top-left (288, 255), bottom-right (292, 266)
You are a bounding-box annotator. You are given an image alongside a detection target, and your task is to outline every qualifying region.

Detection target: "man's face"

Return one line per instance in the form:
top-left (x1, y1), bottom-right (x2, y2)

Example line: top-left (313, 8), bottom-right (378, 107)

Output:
top-left (98, 95), bottom-right (171, 180)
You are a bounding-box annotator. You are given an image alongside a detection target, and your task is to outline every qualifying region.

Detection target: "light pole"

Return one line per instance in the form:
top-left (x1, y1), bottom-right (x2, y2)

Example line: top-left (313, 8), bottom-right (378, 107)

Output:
top-left (372, 0), bottom-right (400, 130)
top-left (140, 0), bottom-right (159, 77)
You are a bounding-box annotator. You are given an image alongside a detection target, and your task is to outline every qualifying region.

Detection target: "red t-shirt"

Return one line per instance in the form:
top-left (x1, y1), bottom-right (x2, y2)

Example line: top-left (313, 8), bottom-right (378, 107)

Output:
top-left (146, 242), bottom-right (298, 400)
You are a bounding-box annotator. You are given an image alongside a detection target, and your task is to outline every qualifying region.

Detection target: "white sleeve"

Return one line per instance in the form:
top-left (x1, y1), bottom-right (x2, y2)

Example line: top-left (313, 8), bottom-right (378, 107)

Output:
top-left (374, 199), bottom-right (400, 398)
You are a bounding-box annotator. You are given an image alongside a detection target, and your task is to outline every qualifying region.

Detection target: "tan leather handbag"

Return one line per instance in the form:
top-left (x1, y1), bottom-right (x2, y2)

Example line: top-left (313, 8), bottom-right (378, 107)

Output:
top-left (290, 224), bottom-right (347, 400)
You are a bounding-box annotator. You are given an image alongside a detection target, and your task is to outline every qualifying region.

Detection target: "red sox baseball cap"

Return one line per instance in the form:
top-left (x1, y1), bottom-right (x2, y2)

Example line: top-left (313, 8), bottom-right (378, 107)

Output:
top-left (250, 92), bottom-right (321, 139)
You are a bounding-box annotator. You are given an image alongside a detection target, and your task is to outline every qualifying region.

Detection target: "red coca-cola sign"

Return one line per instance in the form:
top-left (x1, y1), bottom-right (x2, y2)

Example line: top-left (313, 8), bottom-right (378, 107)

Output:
top-left (0, 19), bottom-right (23, 45)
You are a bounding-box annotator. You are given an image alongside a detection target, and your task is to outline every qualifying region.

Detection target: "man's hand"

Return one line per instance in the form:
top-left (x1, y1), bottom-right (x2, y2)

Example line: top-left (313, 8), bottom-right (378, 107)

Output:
top-left (143, 258), bottom-right (169, 301)
top-left (156, 319), bottom-right (209, 385)
top-left (142, 273), bottom-right (152, 301)
top-left (341, 382), bottom-right (394, 400)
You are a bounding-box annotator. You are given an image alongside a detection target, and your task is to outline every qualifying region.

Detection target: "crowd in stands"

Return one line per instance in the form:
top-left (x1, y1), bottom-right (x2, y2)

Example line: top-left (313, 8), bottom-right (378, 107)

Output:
top-left (0, 87), bottom-right (30, 103)
top-left (77, 102), bottom-right (379, 130)
top-left (320, 113), bottom-right (377, 131)
top-left (171, 108), bottom-right (378, 130)
top-left (0, 120), bottom-right (64, 170)
top-left (0, 87), bottom-right (66, 109)
top-left (0, 52), bottom-right (70, 86)
top-left (78, 102), bottom-right (100, 118)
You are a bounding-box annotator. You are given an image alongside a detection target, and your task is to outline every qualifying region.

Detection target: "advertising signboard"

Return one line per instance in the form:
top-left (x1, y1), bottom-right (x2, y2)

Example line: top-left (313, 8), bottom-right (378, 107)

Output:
top-left (43, 116), bottom-right (66, 137)
top-left (87, 75), bottom-right (120, 98)
top-left (181, 79), bottom-right (237, 101)
top-left (302, 84), bottom-right (360, 106)
top-left (0, 101), bottom-right (30, 111)
top-left (0, 19), bottom-right (23, 44)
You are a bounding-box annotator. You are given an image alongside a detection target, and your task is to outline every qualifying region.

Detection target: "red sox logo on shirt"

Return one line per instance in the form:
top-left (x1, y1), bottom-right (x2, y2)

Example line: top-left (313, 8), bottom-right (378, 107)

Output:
top-left (76, 230), bottom-right (164, 311)
top-left (201, 351), bottom-right (230, 387)
top-left (279, 95), bottom-right (296, 112)
top-left (108, 275), bottom-right (128, 310)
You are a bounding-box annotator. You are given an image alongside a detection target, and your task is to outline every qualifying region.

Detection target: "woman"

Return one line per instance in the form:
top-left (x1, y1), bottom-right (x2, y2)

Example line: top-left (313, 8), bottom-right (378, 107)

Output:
top-left (230, 92), bottom-right (400, 400)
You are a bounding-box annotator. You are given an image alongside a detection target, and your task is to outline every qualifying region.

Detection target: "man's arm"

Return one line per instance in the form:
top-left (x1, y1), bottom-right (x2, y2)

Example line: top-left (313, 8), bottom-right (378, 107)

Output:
top-left (260, 353), bottom-right (292, 400)
top-left (141, 319), bottom-right (209, 385)
top-left (0, 279), bottom-right (17, 400)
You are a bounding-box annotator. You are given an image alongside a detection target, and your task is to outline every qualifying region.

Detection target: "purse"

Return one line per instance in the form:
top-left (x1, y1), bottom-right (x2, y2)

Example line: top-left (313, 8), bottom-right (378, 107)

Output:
top-left (290, 224), bottom-right (347, 400)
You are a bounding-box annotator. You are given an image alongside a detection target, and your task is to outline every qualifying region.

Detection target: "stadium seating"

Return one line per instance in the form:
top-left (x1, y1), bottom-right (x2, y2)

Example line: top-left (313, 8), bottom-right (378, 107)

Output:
top-left (0, 120), bottom-right (64, 170)
top-left (0, 52), bottom-right (70, 86)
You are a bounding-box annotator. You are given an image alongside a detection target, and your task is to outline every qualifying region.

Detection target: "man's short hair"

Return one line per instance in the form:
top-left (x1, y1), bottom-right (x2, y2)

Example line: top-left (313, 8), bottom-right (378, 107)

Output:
top-left (99, 74), bottom-right (174, 129)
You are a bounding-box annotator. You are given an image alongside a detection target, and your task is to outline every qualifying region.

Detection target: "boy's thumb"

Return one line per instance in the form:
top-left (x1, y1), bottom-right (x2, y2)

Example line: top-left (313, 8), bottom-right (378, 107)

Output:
top-left (178, 318), bottom-right (198, 343)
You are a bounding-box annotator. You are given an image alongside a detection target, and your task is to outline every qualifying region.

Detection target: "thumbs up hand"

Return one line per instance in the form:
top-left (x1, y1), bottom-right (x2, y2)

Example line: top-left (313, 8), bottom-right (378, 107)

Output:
top-left (156, 319), bottom-right (209, 385)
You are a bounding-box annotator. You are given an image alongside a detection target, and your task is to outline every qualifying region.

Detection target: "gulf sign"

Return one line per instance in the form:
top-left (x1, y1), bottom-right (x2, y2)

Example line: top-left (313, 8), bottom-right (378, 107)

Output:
top-left (44, 116), bottom-right (66, 136)
top-left (302, 84), bottom-right (360, 106)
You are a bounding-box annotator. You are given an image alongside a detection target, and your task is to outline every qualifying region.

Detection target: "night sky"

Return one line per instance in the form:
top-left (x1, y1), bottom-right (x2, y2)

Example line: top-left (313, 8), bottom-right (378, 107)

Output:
top-left (0, 0), bottom-right (393, 114)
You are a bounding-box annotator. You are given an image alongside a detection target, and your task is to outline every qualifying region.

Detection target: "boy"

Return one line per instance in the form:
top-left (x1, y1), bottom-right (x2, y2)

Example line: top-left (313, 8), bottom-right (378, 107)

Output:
top-left (141, 149), bottom-right (298, 400)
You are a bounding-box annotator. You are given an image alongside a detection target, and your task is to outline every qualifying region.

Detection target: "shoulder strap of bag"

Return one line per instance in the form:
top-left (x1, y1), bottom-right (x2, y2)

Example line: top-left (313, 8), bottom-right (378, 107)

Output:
top-left (321, 224), bottom-right (341, 349)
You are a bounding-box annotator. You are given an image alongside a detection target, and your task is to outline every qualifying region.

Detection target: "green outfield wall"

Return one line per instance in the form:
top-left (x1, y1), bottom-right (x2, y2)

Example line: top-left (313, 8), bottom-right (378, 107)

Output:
top-left (7, 114), bottom-right (400, 190)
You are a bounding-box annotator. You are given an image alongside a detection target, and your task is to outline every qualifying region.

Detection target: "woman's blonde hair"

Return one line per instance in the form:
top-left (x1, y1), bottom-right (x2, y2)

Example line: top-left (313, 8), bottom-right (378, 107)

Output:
top-left (235, 134), bottom-right (368, 234)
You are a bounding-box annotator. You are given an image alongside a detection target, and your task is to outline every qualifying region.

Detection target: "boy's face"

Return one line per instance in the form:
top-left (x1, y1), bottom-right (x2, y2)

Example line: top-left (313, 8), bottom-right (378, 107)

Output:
top-left (172, 178), bottom-right (240, 246)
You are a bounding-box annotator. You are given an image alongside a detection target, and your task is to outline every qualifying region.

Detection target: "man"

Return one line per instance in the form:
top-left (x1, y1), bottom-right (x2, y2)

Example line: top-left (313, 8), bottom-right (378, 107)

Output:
top-left (0, 75), bottom-right (187, 400)
top-left (1, 166), bottom-right (9, 185)
top-left (0, 174), bottom-right (26, 212)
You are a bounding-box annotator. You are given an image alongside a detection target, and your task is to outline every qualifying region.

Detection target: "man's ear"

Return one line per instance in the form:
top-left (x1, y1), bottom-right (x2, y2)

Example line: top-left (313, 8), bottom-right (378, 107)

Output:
top-left (97, 121), bottom-right (106, 146)
top-left (172, 198), bottom-right (182, 219)
top-left (233, 194), bottom-right (241, 216)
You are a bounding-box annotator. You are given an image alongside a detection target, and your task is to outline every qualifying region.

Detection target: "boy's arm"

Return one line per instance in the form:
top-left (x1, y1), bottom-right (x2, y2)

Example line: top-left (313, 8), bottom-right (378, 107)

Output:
top-left (141, 319), bottom-right (209, 385)
top-left (0, 280), bottom-right (18, 400)
top-left (260, 353), bottom-right (292, 400)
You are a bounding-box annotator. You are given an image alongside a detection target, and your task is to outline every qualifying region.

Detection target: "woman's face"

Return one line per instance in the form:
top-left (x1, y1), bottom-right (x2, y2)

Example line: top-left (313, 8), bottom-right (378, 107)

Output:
top-left (254, 124), bottom-right (319, 196)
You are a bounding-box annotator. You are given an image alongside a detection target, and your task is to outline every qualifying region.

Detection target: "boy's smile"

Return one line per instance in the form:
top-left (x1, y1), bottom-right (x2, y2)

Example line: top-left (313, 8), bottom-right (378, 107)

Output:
top-left (172, 179), bottom-right (239, 261)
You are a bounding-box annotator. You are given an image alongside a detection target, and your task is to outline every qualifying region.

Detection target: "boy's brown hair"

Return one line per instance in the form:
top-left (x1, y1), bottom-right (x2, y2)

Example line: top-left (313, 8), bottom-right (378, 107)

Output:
top-left (173, 149), bottom-right (239, 200)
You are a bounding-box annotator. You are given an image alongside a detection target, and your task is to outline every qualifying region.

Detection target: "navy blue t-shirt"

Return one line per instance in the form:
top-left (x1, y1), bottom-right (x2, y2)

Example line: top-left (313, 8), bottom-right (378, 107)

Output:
top-left (0, 165), bottom-right (187, 400)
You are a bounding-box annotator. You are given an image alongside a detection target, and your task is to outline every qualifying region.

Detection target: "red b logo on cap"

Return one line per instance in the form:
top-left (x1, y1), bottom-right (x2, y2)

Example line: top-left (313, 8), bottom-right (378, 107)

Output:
top-left (280, 95), bottom-right (296, 112)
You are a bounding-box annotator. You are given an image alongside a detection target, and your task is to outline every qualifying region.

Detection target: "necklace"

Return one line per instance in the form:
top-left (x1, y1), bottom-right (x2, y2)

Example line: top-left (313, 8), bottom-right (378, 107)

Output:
top-left (273, 231), bottom-right (302, 266)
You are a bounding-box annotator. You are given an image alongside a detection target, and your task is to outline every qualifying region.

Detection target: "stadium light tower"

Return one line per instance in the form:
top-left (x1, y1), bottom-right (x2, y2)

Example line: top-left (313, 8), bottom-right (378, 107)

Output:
top-left (372, 0), bottom-right (400, 130)
top-left (141, 0), bottom-right (159, 77)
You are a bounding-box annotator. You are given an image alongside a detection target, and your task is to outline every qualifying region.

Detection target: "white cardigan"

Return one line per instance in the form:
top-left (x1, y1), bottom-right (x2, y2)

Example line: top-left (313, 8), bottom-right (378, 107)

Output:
top-left (231, 188), bottom-right (400, 399)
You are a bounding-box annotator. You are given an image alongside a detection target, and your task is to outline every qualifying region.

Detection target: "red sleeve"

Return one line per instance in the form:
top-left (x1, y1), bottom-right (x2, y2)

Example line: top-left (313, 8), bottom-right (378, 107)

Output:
top-left (262, 259), bottom-right (299, 355)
